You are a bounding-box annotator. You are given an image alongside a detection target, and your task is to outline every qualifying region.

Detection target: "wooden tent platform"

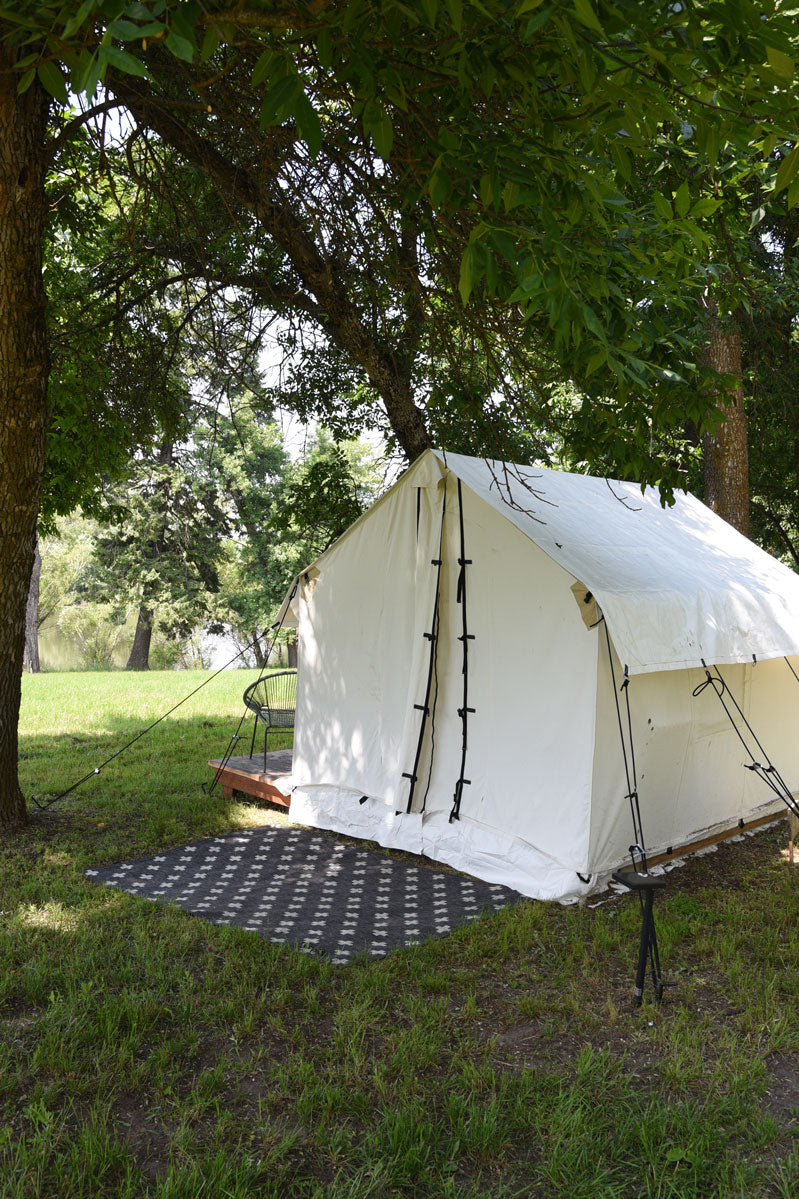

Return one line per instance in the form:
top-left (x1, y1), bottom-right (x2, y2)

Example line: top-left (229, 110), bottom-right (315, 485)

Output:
top-left (209, 749), bottom-right (293, 806)
top-left (647, 808), bottom-right (784, 867)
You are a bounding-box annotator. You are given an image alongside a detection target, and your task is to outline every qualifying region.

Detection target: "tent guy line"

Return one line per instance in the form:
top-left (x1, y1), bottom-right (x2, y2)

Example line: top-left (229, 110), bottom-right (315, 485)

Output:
top-left (29, 628), bottom-right (272, 811)
top-left (693, 658), bottom-right (799, 821)
top-left (602, 617), bottom-right (648, 879)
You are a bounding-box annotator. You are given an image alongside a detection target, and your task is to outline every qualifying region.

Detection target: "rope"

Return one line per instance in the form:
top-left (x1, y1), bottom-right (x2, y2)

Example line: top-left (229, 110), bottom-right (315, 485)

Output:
top-left (30, 629), bottom-right (268, 811)
top-left (693, 660), bottom-right (799, 819)
top-left (602, 621), bottom-right (666, 989)
top-left (603, 620), bottom-right (647, 869)
top-left (403, 482), bottom-right (447, 813)
top-left (449, 478), bottom-right (474, 823)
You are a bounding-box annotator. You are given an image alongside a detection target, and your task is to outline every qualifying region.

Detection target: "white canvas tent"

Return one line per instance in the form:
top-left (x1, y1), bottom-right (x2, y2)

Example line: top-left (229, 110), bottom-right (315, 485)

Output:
top-left (278, 449), bottom-right (799, 901)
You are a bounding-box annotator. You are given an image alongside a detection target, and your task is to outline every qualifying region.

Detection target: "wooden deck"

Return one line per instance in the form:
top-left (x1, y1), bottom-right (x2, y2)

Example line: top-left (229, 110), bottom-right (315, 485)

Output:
top-left (209, 749), bottom-right (293, 806)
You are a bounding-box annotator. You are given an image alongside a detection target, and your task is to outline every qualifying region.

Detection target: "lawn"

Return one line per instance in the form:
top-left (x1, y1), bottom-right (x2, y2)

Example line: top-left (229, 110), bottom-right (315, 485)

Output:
top-left (2, 670), bottom-right (799, 1196)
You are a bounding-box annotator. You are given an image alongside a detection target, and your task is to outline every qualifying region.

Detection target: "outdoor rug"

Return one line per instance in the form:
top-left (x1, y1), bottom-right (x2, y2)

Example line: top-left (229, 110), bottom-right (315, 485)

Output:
top-left (85, 825), bottom-right (522, 963)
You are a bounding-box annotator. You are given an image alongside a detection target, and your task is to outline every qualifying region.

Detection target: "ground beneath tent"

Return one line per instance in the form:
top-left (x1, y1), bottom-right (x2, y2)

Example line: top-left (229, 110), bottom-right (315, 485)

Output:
top-left (85, 825), bottom-right (522, 963)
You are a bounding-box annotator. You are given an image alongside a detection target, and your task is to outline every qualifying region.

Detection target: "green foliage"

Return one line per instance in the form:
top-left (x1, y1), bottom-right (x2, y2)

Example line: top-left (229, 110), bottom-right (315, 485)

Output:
top-left (742, 210), bottom-right (799, 566)
top-left (192, 404), bottom-right (293, 655)
top-left (38, 515), bottom-right (98, 631)
top-left (271, 432), bottom-right (385, 566)
top-left (38, 408), bottom-right (385, 670)
top-left (56, 600), bottom-right (133, 669)
top-left (42, 134), bottom-right (189, 524)
top-left (88, 440), bottom-right (229, 642)
top-left (7, 0), bottom-right (799, 494)
top-left (205, 417), bottom-right (385, 656)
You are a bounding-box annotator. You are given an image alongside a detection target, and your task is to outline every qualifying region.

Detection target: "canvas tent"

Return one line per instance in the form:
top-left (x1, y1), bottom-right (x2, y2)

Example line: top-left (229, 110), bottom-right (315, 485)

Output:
top-left (277, 449), bottom-right (799, 901)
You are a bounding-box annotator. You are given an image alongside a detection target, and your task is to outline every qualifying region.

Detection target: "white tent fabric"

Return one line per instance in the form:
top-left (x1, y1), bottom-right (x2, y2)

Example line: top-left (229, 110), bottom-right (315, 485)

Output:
top-left (279, 450), bottom-right (799, 900)
top-left (444, 452), bottom-right (799, 674)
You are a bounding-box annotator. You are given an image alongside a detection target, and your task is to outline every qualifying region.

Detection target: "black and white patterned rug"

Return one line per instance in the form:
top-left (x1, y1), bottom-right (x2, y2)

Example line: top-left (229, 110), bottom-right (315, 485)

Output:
top-left (85, 825), bottom-right (522, 963)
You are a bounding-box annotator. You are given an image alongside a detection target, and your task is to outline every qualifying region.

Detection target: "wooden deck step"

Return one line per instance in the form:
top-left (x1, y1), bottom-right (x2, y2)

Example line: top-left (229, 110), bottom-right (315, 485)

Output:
top-left (208, 749), bottom-right (293, 806)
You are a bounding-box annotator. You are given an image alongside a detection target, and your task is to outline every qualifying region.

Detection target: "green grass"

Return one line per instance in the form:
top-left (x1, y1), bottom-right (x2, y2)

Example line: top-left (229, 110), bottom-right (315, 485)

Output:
top-left (3, 670), bottom-right (799, 1196)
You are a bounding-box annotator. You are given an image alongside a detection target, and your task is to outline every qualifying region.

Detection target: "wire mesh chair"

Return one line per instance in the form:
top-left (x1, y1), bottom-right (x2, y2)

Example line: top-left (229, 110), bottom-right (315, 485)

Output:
top-left (243, 670), bottom-right (298, 766)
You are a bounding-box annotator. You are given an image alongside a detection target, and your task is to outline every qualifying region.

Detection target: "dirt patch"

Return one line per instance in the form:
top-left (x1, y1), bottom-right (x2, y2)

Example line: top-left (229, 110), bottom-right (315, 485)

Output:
top-left (113, 1091), bottom-right (172, 1181)
top-left (762, 1053), bottom-right (799, 1128)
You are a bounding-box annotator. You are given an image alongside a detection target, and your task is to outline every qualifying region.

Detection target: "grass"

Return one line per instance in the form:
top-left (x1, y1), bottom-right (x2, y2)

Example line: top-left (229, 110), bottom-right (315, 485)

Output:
top-left (2, 669), bottom-right (799, 1195)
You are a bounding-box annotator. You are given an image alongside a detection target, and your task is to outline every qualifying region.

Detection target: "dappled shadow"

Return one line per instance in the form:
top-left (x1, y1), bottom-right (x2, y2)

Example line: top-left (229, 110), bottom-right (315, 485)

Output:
top-left (17, 709), bottom-right (295, 871)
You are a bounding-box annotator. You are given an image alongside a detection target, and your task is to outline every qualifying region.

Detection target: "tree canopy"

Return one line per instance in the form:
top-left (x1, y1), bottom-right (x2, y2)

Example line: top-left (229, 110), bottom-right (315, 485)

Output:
top-left (9, 0), bottom-right (799, 485)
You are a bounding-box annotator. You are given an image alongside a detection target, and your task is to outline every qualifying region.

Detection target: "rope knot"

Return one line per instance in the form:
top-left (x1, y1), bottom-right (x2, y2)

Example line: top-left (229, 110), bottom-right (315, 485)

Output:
top-left (692, 670), bottom-right (724, 698)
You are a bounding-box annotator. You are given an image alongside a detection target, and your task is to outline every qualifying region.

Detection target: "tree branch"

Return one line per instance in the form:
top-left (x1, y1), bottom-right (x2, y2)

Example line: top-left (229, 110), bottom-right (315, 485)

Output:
top-left (109, 74), bottom-right (432, 460)
top-left (47, 100), bottom-right (121, 162)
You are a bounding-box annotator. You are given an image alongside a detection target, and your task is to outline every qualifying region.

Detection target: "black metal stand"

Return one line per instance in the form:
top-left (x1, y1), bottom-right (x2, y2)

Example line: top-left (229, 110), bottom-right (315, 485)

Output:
top-left (612, 869), bottom-right (666, 1006)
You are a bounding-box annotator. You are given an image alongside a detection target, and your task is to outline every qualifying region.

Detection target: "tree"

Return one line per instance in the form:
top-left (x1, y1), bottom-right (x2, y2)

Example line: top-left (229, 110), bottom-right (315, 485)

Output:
top-left (197, 409), bottom-right (384, 664)
top-left (0, 44), bottom-right (50, 823)
top-left (88, 438), bottom-right (229, 670)
top-left (3, 1), bottom-right (799, 825)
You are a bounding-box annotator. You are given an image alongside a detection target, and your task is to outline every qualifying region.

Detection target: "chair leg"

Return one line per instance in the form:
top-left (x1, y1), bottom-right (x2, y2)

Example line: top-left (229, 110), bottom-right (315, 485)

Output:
top-left (249, 715), bottom-right (258, 760)
top-left (647, 912), bottom-right (664, 1002)
top-left (632, 890), bottom-right (664, 1005)
top-left (263, 726), bottom-right (268, 769)
top-left (633, 891), bottom-right (653, 1006)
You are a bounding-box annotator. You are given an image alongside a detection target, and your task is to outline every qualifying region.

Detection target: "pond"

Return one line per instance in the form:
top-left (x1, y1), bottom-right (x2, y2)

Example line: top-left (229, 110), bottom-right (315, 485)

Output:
top-left (38, 626), bottom-right (132, 671)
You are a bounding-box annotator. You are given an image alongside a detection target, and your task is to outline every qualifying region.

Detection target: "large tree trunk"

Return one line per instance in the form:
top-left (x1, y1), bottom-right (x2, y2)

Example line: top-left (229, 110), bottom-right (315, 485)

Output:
top-left (23, 540), bottom-right (41, 672)
top-left (126, 605), bottom-right (154, 670)
top-left (702, 313), bottom-right (750, 537)
top-left (0, 55), bottom-right (49, 827)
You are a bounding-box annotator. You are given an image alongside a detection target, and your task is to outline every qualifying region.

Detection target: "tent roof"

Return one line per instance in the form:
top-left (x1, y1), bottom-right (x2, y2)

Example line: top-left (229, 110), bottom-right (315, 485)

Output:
top-left (282, 448), bottom-right (799, 675)
top-left (441, 450), bottom-right (799, 674)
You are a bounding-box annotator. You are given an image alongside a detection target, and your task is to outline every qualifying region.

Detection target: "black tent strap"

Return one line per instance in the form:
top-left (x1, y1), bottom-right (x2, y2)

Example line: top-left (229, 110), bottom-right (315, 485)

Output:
top-left (694, 660), bottom-right (799, 819)
top-left (207, 580), bottom-right (299, 795)
top-left (418, 577), bottom-right (444, 814)
top-left (404, 485), bottom-right (447, 814)
top-left (602, 619), bottom-right (647, 867)
top-left (30, 627), bottom-right (271, 811)
top-left (450, 479), bottom-right (474, 824)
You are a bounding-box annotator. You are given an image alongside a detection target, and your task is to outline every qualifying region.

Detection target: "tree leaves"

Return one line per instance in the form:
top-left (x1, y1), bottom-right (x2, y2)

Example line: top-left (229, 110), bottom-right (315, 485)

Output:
top-left (98, 44), bottom-right (150, 78)
top-left (7, 0), bottom-right (799, 495)
top-left (775, 145), bottom-right (799, 195)
top-left (362, 99), bottom-right (393, 158)
top-left (36, 60), bottom-right (67, 102)
top-left (767, 45), bottom-right (794, 80)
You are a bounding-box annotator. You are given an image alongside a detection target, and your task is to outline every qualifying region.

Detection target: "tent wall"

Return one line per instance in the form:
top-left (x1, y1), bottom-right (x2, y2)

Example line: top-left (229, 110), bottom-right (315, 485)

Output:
top-left (416, 479), bottom-right (598, 874)
top-left (291, 459), bottom-right (444, 807)
top-left (589, 645), bottom-right (798, 874)
top-left (290, 470), bottom-right (602, 899)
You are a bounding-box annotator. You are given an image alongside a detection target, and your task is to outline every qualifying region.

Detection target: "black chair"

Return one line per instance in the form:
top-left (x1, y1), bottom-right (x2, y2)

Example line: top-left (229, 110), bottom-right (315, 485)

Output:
top-left (243, 671), bottom-right (297, 766)
top-left (612, 868), bottom-right (666, 1006)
